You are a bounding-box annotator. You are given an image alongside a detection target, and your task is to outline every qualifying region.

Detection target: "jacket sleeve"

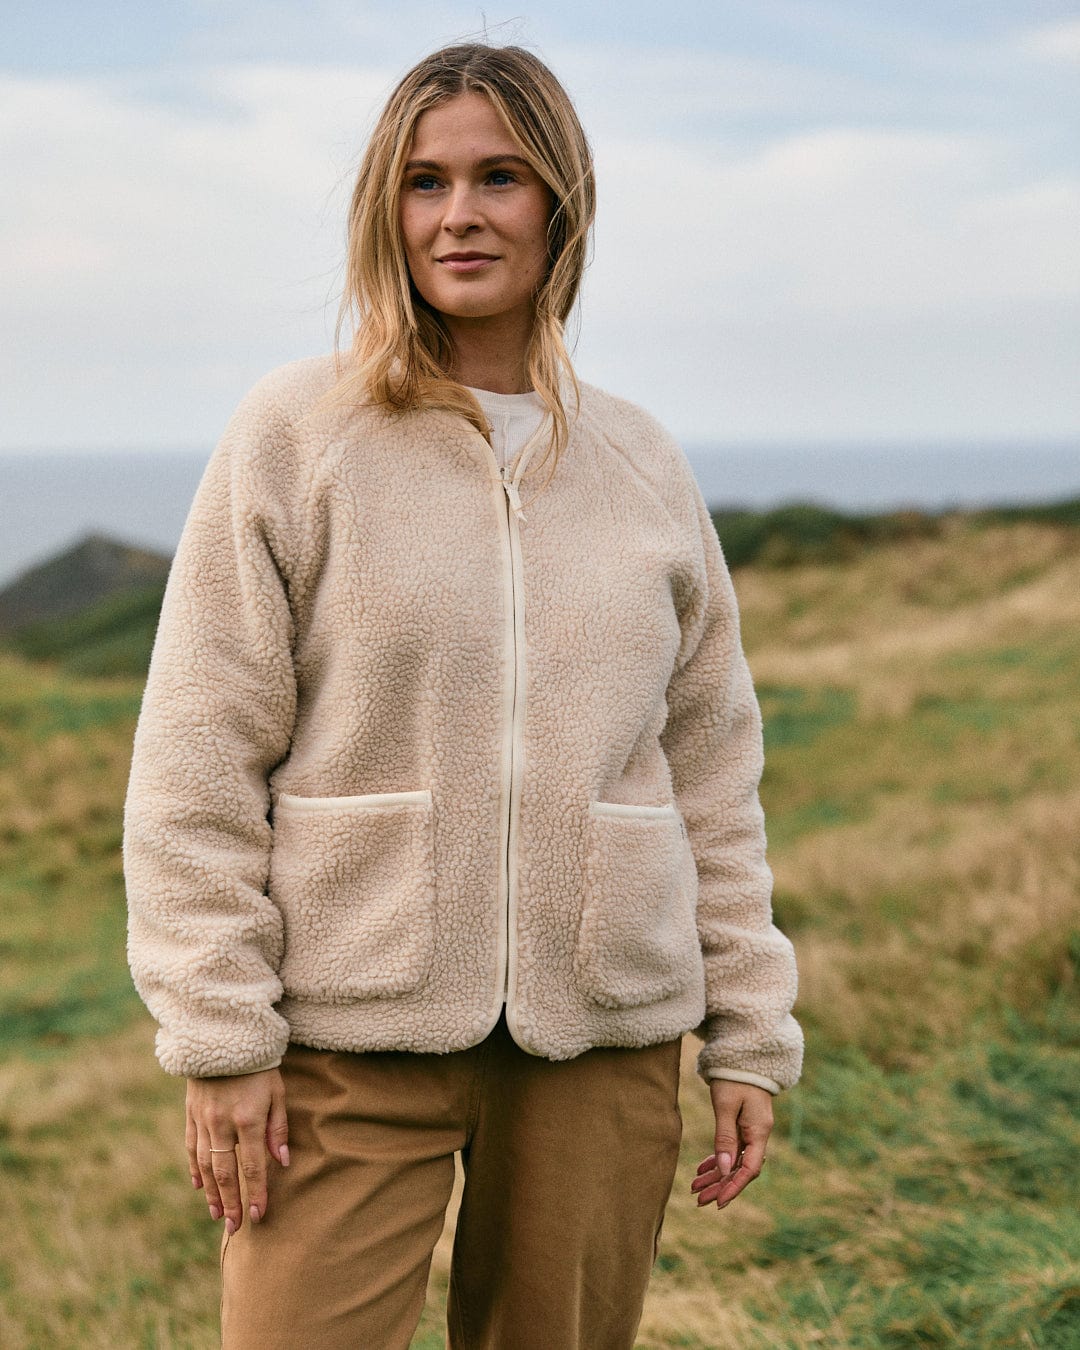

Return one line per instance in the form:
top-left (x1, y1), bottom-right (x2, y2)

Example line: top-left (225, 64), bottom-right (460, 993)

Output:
top-left (660, 479), bottom-right (804, 1093)
top-left (123, 389), bottom-right (304, 1078)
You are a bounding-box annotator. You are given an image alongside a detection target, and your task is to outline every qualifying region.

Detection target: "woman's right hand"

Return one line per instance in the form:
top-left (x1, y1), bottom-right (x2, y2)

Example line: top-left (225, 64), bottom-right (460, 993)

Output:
top-left (186, 1068), bottom-right (290, 1234)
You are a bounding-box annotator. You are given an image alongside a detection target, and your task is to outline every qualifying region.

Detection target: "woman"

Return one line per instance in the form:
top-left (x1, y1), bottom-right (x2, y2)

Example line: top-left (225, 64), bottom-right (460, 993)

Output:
top-left (124, 41), bottom-right (802, 1350)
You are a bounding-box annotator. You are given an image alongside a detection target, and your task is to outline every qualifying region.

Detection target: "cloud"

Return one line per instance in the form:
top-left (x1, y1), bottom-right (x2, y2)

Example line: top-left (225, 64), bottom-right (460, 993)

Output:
top-left (1020, 18), bottom-right (1080, 64)
top-left (576, 119), bottom-right (1080, 440)
top-left (0, 67), bottom-right (384, 376)
top-left (587, 125), bottom-right (1079, 321)
top-left (0, 41), bottom-right (1077, 448)
top-left (0, 64), bottom-right (382, 448)
top-left (549, 43), bottom-right (879, 141)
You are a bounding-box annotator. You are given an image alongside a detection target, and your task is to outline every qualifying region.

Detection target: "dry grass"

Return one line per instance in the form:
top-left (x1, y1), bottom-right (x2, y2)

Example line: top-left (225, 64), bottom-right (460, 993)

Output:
top-left (2, 518), bottom-right (1078, 1348)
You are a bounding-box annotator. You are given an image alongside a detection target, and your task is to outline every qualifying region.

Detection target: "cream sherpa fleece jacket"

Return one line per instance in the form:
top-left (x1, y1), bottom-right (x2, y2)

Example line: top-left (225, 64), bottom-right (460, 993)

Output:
top-left (123, 354), bottom-right (803, 1092)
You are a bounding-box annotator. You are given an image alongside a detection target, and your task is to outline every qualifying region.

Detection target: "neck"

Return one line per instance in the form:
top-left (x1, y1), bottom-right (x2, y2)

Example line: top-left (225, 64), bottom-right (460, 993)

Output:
top-left (442, 307), bottom-right (535, 394)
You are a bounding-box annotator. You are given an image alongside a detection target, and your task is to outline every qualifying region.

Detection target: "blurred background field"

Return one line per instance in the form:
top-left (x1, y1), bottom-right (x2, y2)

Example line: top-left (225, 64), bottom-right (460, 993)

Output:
top-left (0, 501), bottom-right (1077, 1349)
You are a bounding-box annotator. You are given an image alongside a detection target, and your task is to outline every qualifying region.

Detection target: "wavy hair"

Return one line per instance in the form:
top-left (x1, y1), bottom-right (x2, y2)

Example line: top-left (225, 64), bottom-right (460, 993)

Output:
top-left (317, 43), bottom-right (596, 479)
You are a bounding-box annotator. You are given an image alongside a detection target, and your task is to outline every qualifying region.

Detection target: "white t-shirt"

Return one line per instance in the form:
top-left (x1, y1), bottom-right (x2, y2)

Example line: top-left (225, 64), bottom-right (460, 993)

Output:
top-left (466, 385), bottom-right (548, 470)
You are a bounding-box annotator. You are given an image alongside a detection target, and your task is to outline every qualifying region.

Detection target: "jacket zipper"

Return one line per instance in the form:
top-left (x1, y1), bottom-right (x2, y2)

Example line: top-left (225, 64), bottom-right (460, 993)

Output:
top-left (483, 435), bottom-right (538, 1035)
top-left (500, 460), bottom-right (528, 1030)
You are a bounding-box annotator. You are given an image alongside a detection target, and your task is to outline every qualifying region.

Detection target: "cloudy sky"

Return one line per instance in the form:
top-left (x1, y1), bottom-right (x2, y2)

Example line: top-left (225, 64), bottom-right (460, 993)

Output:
top-left (3, 0), bottom-right (1079, 451)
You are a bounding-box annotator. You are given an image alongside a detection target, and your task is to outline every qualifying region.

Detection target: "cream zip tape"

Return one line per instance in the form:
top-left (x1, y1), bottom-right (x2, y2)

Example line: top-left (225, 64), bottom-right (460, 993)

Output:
top-left (503, 456), bottom-right (529, 1031)
top-left (480, 436), bottom-right (519, 1022)
top-left (276, 789), bottom-right (432, 811)
top-left (588, 800), bottom-right (679, 818)
top-left (498, 426), bottom-right (545, 1038)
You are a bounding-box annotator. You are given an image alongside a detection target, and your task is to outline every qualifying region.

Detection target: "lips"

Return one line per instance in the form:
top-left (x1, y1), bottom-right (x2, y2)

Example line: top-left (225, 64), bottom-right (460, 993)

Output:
top-left (437, 252), bottom-right (498, 273)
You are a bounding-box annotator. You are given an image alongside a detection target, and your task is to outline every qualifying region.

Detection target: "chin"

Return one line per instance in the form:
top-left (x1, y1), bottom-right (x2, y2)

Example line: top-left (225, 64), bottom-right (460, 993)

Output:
top-left (431, 295), bottom-right (508, 321)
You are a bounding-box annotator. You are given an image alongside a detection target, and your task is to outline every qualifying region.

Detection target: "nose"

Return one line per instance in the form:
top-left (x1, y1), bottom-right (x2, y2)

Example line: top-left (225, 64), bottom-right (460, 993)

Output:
top-left (441, 182), bottom-right (481, 237)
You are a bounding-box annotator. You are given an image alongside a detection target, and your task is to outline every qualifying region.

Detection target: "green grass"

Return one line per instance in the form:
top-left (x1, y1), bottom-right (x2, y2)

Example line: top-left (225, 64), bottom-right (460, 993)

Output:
top-left (760, 684), bottom-right (857, 749)
top-left (3, 584), bottom-right (166, 679)
top-left (739, 1007), bottom-right (1080, 1346)
top-left (712, 502), bottom-right (944, 569)
top-left (712, 496), bottom-right (1080, 570)
top-left (2, 513), bottom-right (1080, 1347)
top-left (0, 656), bottom-right (146, 1070)
top-left (0, 671), bottom-right (142, 745)
top-left (975, 496), bottom-right (1080, 530)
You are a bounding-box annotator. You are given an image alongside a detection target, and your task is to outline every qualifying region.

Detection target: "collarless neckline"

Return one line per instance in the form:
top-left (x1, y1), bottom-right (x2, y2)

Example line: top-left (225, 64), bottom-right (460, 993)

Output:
top-left (465, 385), bottom-right (546, 415)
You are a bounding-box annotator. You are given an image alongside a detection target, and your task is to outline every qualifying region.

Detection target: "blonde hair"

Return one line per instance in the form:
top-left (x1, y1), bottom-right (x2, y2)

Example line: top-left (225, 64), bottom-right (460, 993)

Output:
top-left (319, 43), bottom-right (596, 480)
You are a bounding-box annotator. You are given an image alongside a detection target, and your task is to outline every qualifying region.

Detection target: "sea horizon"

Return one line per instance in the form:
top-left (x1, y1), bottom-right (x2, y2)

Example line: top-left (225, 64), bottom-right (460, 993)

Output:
top-left (1, 439), bottom-right (1077, 590)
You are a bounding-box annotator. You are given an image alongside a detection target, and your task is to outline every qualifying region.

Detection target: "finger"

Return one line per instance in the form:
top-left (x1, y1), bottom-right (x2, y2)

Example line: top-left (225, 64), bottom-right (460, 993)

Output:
top-left (714, 1154), bottom-right (761, 1208)
top-left (715, 1111), bottom-right (771, 1204)
top-left (266, 1080), bottom-right (290, 1171)
top-left (691, 1158), bottom-right (735, 1202)
top-left (209, 1140), bottom-right (242, 1234)
top-left (236, 1118), bottom-right (268, 1226)
top-left (196, 1130), bottom-right (226, 1222)
top-left (697, 1141), bottom-right (770, 1209)
top-left (734, 1134), bottom-right (768, 1188)
top-left (693, 1117), bottom-right (773, 1203)
top-left (694, 1158), bottom-right (749, 1206)
top-left (691, 1159), bottom-right (724, 1192)
top-left (713, 1112), bottom-right (741, 1182)
top-left (696, 1171), bottom-right (748, 1207)
top-left (185, 1105), bottom-right (202, 1190)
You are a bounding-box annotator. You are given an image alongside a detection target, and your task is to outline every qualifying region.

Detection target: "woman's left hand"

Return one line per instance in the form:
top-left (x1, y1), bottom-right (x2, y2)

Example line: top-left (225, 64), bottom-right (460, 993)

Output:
top-left (691, 1080), bottom-right (774, 1210)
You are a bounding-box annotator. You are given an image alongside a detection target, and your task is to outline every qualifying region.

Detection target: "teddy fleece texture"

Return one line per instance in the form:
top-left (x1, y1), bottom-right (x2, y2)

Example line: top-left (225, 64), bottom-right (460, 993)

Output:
top-left (122, 354), bottom-right (804, 1092)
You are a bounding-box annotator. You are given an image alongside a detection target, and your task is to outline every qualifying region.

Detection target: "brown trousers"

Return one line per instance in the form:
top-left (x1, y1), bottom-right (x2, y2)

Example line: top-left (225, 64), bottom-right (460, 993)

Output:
top-left (220, 1011), bottom-right (683, 1349)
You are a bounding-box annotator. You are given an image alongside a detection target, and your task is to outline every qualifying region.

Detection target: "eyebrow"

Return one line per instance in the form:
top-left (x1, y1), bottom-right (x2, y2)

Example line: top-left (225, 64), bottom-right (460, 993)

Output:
top-left (403, 154), bottom-right (533, 173)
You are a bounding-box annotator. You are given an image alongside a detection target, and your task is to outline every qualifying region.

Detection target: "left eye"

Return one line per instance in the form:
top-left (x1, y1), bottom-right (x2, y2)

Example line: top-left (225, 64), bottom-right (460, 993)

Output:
top-left (489, 170), bottom-right (515, 186)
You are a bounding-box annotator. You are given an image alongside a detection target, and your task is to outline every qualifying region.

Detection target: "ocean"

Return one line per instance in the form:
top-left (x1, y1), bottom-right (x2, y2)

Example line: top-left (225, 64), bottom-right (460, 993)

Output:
top-left (1, 441), bottom-right (1076, 589)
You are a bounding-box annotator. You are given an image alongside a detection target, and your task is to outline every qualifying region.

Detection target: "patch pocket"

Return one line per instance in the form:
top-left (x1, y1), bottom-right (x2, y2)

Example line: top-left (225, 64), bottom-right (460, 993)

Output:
top-left (269, 789), bottom-right (436, 1001)
top-left (573, 801), bottom-right (701, 1009)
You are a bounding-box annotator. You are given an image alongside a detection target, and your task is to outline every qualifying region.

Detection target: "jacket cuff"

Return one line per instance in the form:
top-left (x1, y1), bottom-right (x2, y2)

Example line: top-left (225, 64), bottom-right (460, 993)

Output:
top-left (187, 1058), bottom-right (284, 1080)
top-left (154, 1012), bottom-right (290, 1079)
top-left (703, 1067), bottom-right (783, 1095)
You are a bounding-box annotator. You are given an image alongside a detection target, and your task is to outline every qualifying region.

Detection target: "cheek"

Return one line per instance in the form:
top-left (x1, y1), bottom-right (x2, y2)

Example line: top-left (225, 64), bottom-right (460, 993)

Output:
top-left (399, 204), bottom-right (428, 267)
top-left (521, 195), bottom-right (554, 276)
top-left (525, 230), bottom-right (552, 289)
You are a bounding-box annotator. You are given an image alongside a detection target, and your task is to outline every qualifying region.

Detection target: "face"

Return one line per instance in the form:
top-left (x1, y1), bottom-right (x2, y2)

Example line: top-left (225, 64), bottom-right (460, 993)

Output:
top-left (399, 91), bottom-right (554, 330)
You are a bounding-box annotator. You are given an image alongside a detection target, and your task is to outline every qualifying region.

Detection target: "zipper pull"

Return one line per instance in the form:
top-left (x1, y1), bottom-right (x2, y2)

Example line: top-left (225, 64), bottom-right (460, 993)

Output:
top-left (500, 467), bottom-right (527, 524)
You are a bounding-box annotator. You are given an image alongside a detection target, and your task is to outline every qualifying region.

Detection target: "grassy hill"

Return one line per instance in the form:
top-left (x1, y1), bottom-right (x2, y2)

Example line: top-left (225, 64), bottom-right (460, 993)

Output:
top-left (4, 584), bottom-right (168, 679)
top-left (0, 533), bottom-right (171, 637)
top-left (4, 496), bottom-right (1077, 677)
top-left (0, 512), bottom-right (1077, 1348)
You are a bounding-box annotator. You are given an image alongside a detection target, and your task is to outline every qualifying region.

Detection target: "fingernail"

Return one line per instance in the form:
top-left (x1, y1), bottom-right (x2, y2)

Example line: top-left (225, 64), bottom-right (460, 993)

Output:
top-left (191, 1175), bottom-right (200, 1189)
top-left (720, 1153), bottom-right (733, 1176)
top-left (280, 1145), bottom-right (290, 1168)
top-left (225, 1218), bottom-right (237, 1236)
top-left (250, 1204), bottom-right (260, 1223)
top-left (209, 1204), bottom-right (223, 1220)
